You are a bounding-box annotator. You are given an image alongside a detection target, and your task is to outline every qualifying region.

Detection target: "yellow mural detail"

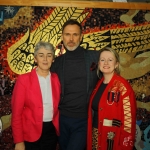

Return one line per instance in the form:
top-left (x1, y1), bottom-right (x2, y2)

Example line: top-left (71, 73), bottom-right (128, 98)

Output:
top-left (82, 31), bottom-right (110, 50)
top-left (1, 114), bottom-right (11, 131)
top-left (7, 7), bottom-right (89, 74)
top-left (7, 29), bottom-right (33, 74)
top-left (137, 101), bottom-right (150, 112)
top-left (0, 7), bottom-right (33, 30)
top-left (119, 51), bottom-right (150, 79)
top-left (6, 7), bottom-right (150, 80)
top-left (123, 96), bottom-right (132, 133)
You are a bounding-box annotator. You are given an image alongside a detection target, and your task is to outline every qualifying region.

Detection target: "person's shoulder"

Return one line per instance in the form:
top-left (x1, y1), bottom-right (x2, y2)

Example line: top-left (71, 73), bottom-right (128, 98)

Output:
top-left (85, 49), bottom-right (100, 59)
top-left (51, 73), bottom-right (60, 83)
top-left (84, 48), bottom-right (100, 54)
top-left (115, 74), bottom-right (133, 88)
top-left (51, 72), bottom-right (58, 77)
top-left (54, 53), bottom-right (65, 61)
top-left (18, 71), bottom-right (30, 78)
top-left (56, 54), bottom-right (64, 58)
top-left (17, 69), bottom-right (34, 81)
top-left (115, 74), bottom-right (126, 82)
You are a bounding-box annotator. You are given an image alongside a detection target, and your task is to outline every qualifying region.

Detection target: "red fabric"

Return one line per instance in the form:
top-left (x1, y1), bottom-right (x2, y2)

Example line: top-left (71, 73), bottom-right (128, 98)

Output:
top-left (87, 74), bottom-right (136, 150)
top-left (11, 68), bottom-right (61, 143)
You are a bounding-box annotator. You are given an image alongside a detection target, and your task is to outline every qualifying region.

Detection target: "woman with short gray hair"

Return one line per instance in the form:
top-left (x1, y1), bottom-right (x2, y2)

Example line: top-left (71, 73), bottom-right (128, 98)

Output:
top-left (11, 41), bottom-right (60, 150)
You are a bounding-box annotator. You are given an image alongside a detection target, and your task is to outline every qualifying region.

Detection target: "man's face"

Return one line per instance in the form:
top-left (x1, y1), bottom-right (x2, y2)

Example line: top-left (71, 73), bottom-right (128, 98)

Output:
top-left (61, 24), bottom-right (83, 51)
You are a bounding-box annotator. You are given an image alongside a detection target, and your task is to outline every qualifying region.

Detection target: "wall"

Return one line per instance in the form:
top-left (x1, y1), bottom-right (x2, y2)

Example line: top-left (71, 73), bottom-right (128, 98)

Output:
top-left (0, 1), bottom-right (150, 150)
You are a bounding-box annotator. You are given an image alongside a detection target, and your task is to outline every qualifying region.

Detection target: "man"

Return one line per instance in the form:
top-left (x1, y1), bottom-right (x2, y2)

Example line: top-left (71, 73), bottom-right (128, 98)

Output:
top-left (51, 19), bottom-right (99, 150)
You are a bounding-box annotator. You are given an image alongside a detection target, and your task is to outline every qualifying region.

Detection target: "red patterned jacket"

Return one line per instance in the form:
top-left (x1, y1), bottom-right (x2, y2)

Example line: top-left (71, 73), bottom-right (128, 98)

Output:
top-left (87, 74), bottom-right (136, 150)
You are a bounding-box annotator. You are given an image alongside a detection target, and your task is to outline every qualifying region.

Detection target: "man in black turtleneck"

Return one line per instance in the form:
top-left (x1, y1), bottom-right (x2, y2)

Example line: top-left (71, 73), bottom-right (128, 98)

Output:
top-left (51, 19), bottom-right (99, 150)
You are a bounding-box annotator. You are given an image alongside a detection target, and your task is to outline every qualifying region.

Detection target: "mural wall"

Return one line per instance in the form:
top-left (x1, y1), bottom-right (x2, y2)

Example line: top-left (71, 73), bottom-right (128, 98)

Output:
top-left (0, 5), bottom-right (150, 150)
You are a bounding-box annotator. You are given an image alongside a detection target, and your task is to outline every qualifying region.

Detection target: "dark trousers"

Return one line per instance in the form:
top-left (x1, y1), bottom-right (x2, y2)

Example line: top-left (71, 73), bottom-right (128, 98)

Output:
top-left (59, 115), bottom-right (87, 150)
top-left (25, 121), bottom-right (57, 150)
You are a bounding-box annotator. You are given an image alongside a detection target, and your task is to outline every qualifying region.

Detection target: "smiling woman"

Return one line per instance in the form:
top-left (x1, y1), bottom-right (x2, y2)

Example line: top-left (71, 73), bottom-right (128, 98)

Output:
top-left (87, 47), bottom-right (137, 150)
top-left (11, 41), bottom-right (61, 150)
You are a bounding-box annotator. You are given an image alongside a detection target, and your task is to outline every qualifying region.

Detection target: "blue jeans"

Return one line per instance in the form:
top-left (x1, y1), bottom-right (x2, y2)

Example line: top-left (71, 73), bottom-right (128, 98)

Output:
top-left (59, 115), bottom-right (87, 150)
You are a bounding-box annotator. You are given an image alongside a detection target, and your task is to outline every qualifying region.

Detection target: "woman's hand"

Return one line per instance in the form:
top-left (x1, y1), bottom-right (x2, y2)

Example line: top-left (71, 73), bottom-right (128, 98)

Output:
top-left (15, 142), bottom-right (25, 150)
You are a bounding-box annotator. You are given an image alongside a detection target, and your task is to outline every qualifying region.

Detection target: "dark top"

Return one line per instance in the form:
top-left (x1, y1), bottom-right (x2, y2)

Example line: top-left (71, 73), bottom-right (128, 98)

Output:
top-left (62, 47), bottom-right (87, 118)
top-left (50, 46), bottom-right (100, 118)
top-left (92, 82), bottom-right (107, 128)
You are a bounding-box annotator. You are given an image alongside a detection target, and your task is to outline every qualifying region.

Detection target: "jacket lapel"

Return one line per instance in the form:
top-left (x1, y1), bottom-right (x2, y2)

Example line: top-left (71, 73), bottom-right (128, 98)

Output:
top-left (30, 68), bottom-right (43, 104)
top-left (51, 73), bottom-right (55, 107)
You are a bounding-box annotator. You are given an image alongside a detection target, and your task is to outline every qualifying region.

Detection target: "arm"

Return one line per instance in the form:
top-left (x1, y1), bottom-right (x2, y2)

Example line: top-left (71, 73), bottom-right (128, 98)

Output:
top-left (11, 76), bottom-right (26, 143)
top-left (119, 87), bottom-right (137, 150)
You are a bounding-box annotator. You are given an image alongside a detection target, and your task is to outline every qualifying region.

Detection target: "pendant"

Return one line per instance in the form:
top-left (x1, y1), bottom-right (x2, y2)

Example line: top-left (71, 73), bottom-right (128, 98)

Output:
top-left (107, 131), bottom-right (115, 140)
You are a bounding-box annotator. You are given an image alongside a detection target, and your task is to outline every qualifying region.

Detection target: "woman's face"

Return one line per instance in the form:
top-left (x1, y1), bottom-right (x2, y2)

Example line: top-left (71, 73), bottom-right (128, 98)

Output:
top-left (98, 51), bottom-right (118, 75)
top-left (34, 47), bottom-right (54, 72)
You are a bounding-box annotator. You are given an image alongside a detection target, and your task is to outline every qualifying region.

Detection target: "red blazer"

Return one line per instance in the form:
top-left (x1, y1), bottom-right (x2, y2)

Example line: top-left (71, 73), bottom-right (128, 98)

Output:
top-left (11, 68), bottom-right (61, 143)
top-left (87, 74), bottom-right (136, 150)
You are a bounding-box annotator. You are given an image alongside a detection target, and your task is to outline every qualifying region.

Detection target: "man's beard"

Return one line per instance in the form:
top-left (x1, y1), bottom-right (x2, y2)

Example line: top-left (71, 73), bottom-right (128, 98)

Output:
top-left (64, 42), bottom-right (79, 51)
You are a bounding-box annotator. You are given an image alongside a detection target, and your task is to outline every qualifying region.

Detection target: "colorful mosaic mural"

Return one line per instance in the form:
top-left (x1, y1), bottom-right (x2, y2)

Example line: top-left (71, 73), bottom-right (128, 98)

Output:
top-left (0, 6), bottom-right (150, 150)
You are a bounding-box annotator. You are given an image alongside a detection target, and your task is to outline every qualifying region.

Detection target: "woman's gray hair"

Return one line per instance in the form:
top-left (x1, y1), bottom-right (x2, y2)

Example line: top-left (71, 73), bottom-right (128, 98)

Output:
top-left (97, 47), bottom-right (120, 79)
top-left (34, 41), bottom-right (55, 58)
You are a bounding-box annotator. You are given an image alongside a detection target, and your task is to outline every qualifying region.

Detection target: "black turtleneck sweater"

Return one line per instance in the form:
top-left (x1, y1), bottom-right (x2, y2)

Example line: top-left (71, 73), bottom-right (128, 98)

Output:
top-left (61, 47), bottom-right (87, 118)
